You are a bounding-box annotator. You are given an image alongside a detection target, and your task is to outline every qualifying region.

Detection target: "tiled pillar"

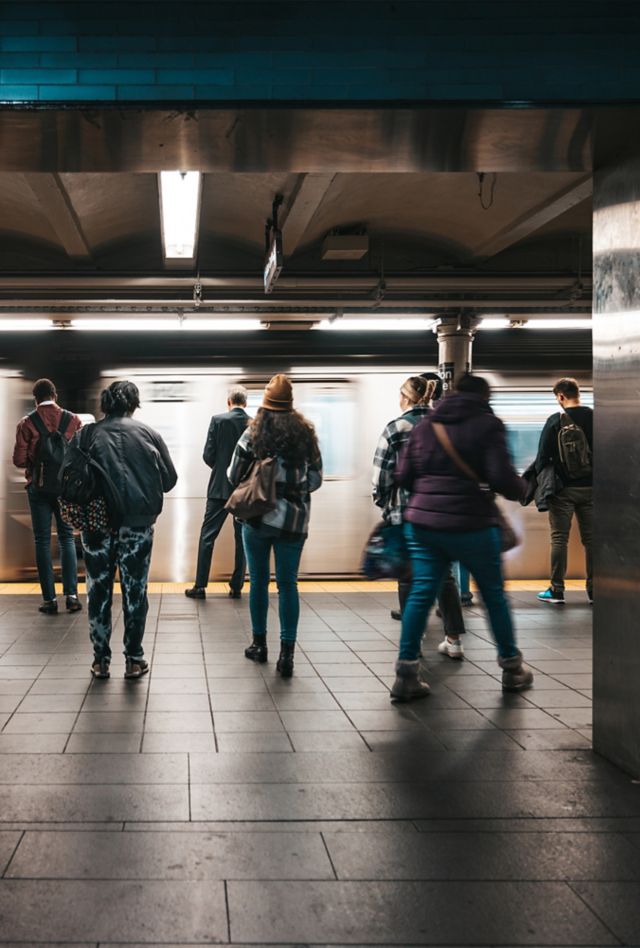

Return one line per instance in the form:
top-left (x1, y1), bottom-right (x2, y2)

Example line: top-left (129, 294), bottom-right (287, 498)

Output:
top-left (592, 153), bottom-right (640, 775)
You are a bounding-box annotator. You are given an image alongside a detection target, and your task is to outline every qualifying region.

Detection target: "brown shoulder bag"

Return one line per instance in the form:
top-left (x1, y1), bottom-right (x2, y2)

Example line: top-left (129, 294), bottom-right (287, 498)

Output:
top-left (225, 456), bottom-right (278, 520)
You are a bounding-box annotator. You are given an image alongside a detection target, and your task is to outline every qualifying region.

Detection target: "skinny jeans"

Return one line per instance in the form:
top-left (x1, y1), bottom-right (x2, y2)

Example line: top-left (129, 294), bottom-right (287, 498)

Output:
top-left (399, 522), bottom-right (518, 662)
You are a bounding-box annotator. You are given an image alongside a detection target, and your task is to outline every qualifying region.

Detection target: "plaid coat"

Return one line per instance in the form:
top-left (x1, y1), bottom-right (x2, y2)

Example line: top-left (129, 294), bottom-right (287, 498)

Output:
top-left (227, 427), bottom-right (323, 537)
top-left (372, 406), bottom-right (430, 525)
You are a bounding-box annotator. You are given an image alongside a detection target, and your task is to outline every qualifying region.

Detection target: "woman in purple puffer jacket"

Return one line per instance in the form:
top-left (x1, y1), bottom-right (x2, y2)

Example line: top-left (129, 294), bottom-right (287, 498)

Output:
top-left (390, 373), bottom-right (534, 702)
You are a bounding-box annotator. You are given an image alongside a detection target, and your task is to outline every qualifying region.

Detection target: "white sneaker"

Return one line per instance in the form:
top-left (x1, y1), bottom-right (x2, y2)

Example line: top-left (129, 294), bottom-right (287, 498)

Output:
top-left (437, 637), bottom-right (464, 660)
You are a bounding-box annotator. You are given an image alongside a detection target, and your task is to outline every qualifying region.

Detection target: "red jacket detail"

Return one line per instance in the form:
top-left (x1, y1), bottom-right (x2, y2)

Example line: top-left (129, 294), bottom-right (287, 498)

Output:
top-left (13, 403), bottom-right (82, 486)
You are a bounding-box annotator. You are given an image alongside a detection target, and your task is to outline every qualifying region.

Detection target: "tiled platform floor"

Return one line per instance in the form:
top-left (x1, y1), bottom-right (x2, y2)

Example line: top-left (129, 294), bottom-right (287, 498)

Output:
top-left (1, 585), bottom-right (639, 947)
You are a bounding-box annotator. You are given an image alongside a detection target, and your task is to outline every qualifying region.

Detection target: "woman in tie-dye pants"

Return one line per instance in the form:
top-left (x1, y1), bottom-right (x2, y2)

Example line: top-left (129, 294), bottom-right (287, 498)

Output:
top-left (77, 380), bottom-right (177, 680)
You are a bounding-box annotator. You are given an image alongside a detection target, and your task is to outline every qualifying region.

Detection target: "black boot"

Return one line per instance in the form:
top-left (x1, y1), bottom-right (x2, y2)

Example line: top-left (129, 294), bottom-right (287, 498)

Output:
top-left (276, 641), bottom-right (295, 678)
top-left (244, 635), bottom-right (268, 663)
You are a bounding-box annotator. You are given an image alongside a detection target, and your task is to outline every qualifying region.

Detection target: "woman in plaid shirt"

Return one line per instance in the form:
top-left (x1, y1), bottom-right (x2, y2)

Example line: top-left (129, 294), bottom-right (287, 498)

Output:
top-left (372, 375), bottom-right (466, 652)
top-left (227, 374), bottom-right (323, 677)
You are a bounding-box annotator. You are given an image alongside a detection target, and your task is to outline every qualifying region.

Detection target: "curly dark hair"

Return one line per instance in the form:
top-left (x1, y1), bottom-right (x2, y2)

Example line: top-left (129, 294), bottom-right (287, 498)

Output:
top-left (251, 408), bottom-right (320, 466)
top-left (100, 380), bottom-right (141, 417)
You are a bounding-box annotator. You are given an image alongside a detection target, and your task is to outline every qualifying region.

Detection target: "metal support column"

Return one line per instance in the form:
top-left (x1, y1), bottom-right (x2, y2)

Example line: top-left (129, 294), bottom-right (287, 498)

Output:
top-left (434, 313), bottom-right (480, 395)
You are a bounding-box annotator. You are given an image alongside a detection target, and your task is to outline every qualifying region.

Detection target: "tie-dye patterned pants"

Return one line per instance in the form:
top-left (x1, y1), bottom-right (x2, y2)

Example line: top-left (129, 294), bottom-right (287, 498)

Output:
top-left (82, 526), bottom-right (154, 663)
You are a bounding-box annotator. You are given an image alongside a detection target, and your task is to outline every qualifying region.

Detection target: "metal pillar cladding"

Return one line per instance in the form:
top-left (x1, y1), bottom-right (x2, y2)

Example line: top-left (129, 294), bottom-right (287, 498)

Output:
top-left (435, 314), bottom-right (480, 395)
top-left (592, 153), bottom-right (640, 776)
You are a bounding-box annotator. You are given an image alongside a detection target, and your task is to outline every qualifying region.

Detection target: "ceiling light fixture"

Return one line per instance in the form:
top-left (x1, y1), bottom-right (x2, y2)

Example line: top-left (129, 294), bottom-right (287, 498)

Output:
top-left (524, 319), bottom-right (592, 330)
top-left (158, 171), bottom-right (202, 267)
top-left (0, 319), bottom-right (54, 331)
top-left (70, 318), bottom-right (263, 332)
top-left (316, 318), bottom-right (435, 331)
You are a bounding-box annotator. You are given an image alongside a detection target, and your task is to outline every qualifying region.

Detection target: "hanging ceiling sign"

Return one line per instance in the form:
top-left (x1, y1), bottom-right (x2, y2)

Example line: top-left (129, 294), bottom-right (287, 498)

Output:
top-left (264, 228), bottom-right (283, 294)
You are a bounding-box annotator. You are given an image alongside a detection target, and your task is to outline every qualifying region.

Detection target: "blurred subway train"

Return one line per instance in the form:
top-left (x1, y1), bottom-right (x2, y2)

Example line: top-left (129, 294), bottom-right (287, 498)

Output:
top-left (0, 360), bottom-right (592, 584)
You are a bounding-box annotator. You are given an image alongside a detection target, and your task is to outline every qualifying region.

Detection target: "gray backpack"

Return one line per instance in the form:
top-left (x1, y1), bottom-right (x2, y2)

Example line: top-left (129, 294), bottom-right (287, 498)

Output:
top-left (558, 413), bottom-right (592, 479)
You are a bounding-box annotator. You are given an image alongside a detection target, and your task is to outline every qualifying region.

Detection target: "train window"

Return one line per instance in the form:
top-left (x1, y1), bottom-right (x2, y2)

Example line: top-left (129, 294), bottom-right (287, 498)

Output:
top-left (491, 390), bottom-right (594, 472)
top-left (244, 386), bottom-right (354, 478)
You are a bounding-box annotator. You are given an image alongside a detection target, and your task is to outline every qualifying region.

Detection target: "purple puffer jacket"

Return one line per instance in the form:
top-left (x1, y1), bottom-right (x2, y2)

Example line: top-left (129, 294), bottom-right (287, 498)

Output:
top-left (395, 391), bottom-right (526, 532)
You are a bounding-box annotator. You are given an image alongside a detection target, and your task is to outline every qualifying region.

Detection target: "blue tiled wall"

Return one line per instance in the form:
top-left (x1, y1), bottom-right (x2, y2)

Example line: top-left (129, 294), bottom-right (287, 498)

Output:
top-left (0, 1), bottom-right (638, 104)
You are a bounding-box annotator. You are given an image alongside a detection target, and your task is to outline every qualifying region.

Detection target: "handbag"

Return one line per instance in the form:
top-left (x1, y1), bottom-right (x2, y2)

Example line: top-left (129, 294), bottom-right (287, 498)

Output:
top-left (59, 496), bottom-right (111, 532)
top-left (225, 456), bottom-right (278, 520)
top-left (431, 422), bottom-right (519, 553)
top-left (362, 520), bottom-right (411, 580)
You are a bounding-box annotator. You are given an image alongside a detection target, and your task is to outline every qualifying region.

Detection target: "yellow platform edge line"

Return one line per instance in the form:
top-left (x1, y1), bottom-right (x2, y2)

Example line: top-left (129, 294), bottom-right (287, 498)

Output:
top-left (0, 579), bottom-right (588, 594)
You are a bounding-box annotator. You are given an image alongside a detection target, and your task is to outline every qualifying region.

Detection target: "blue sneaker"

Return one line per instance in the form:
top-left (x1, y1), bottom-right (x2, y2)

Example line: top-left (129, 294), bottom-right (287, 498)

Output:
top-left (537, 587), bottom-right (564, 604)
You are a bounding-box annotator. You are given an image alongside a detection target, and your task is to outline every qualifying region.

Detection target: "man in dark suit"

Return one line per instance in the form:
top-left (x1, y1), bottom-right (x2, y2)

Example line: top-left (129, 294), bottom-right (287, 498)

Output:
top-left (185, 386), bottom-right (250, 600)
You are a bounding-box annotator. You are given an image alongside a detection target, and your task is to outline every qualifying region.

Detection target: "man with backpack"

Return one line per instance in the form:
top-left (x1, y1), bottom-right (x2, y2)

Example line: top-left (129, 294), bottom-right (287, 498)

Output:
top-left (12, 378), bottom-right (83, 614)
top-left (535, 377), bottom-right (593, 605)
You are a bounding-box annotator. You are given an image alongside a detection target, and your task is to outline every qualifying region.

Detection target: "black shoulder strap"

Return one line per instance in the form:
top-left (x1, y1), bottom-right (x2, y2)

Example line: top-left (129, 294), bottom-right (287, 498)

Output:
top-left (28, 410), bottom-right (49, 438)
top-left (58, 411), bottom-right (72, 436)
top-left (559, 412), bottom-right (571, 428)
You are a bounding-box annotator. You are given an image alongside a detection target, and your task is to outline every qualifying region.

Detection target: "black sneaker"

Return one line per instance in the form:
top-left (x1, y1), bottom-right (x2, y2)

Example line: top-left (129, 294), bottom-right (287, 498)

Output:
top-left (537, 587), bottom-right (565, 604)
top-left (124, 658), bottom-right (149, 679)
top-left (390, 609), bottom-right (402, 621)
top-left (91, 658), bottom-right (110, 679)
top-left (228, 587), bottom-right (242, 599)
top-left (66, 595), bottom-right (82, 613)
top-left (184, 586), bottom-right (206, 600)
top-left (38, 600), bottom-right (58, 615)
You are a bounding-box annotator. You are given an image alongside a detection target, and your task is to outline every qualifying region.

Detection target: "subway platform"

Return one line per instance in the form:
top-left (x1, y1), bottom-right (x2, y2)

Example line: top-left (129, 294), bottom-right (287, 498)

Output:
top-left (0, 581), bottom-right (638, 947)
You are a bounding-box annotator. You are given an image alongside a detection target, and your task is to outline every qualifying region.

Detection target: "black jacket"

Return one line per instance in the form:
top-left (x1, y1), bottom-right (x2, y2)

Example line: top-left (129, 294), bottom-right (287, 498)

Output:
top-left (203, 407), bottom-right (249, 499)
top-left (535, 406), bottom-right (593, 488)
top-left (86, 415), bottom-right (177, 527)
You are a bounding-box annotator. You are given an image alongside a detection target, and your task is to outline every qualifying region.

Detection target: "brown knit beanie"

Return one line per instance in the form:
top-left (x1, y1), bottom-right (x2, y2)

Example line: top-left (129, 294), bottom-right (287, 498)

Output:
top-left (262, 373), bottom-right (293, 412)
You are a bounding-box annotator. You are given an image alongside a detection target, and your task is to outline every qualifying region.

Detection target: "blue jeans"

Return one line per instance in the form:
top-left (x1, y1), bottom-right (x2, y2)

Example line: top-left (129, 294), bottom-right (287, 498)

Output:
top-left (455, 563), bottom-right (471, 598)
top-left (27, 485), bottom-right (78, 601)
top-left (242, 525), bottom-right (305, 644)
top-left (399, 522), bottom-right (518, 662)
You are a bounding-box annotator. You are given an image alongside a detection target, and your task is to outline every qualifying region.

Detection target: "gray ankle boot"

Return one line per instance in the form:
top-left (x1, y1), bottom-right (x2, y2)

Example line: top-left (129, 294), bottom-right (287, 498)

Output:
top-left (390, 660), bottom-right (430, 703)
top-left (499, 651), bottom-right (534, 692)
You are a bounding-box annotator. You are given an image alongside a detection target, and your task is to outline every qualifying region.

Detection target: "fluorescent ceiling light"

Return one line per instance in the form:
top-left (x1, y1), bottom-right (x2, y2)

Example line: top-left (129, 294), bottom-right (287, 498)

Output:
top-left (316, 318), bottom-right (434, 331)
top-left (524, 319), bottom-right (592, 330)
top-left (70, 318), bottom-right (262, 332)
top-left (0, 319), bottom-right (53, 331)
top-left (158, 171), bottom-right (202, 264)
top-left (182, 319), bottom-right (262, 331)
top-left (477, 318), bottom-right (510, 330)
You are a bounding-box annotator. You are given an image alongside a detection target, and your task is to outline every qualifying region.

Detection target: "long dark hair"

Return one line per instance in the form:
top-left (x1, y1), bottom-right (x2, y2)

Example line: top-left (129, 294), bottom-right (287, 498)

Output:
top-left (251, 408), bottom-right (320, 466)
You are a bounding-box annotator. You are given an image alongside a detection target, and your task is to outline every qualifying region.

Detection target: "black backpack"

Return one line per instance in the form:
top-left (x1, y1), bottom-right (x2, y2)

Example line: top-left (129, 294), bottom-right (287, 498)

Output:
top-left (29, 409), bottom-right (72, 497)
top-left (59, 424), bottom-right (124, 526)
top-left (557, 413), bottom-right (592, 479)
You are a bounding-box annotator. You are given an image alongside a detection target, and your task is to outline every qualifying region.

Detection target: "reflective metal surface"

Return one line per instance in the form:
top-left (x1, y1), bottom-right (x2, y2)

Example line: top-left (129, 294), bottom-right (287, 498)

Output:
top-left (593, 154), bottom-right (640, 775)
top-left (1, 361), bottom-right (591, 583)
top-left (0, 106), bottom-right (607, 173)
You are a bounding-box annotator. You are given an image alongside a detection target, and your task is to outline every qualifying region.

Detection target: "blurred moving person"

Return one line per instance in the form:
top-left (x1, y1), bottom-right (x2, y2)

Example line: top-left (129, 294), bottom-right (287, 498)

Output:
top-left (12, 378), bottom-right (83, 615)
top-left (372, 374), bottom-right (466, 658)
top-left (391, 373), bottom-right (533, 701)
top-left (185, 385), bottom-right (250, 600)
top-left (535, 377), bottom-right (593, 605)
top-left (227, 375), bottom-right (323, 678)
top-left (82, 380), bottom-right (177, 680)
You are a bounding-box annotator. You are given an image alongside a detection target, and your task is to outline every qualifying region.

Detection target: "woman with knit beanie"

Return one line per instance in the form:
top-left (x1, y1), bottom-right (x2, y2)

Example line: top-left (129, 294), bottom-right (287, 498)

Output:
top-left (372, 374), bottom-right (466, 654)
top-left (227, 374), bottom-right (323, 677)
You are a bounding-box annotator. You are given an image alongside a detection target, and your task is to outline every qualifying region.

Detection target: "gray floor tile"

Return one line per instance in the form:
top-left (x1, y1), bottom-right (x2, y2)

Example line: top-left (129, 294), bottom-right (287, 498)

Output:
top-left (289, 731), bottom-right (370, 752)
top-left (65, 732), bottom-right (142, 753)
top-left (142, 732), bottom-right (216, 753)
top-left (0, 753), bottom-right (187, 785)
top-left (572, 881), bottom-right (640, 943)
top-left (0, 880), bottom-right (227, 942)
top-left (2, 712), bottom-right (77, 734)
top-left (507, 729), bottom-right (592, 751)
top-left (144, 711), bottom-right (214, 733)
top-left (0, 785), bottom-right (189, 822)
top-left (324, 830), bottom-right (640, 880)
top-left (17, 693), bottom-right (87, 713)
top-left (215, 732), bottom-right (293, 753)
top-left (72, 711), bottom-right (145, 733)
top-left (0, 733), bottom-right (69, 754)
top-left (213, 711), bottom-right (284, 732)
top-left (227, 880), bottom-right (616, 944)
top-left (0, 830), bottom-right (21, 874)
top-left (8, 829), bottom-right (334, 880)
top-left (279, 709), bottom-right (355, 731)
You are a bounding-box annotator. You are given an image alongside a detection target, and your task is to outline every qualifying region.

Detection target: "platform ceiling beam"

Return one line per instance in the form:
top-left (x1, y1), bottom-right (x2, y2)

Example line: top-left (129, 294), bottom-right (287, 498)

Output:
top-left (471, 174), bottom-right (593, 262)
top-left (281, 173), bottom-right (336, 258)
top-left (22, 173), bottom-right (91, 260)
